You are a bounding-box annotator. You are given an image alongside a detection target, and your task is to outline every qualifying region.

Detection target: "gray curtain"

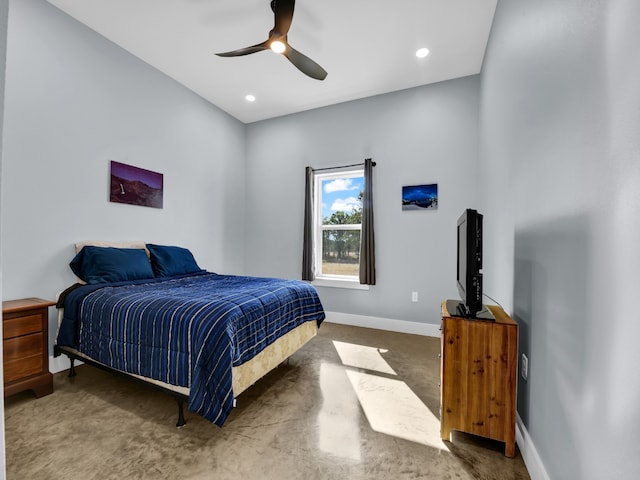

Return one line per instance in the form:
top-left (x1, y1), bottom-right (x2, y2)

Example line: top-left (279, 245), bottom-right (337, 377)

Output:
top-left (302, 166), bottom-right (314, 281)
top-left (359, 158), bottom-right (376, 285)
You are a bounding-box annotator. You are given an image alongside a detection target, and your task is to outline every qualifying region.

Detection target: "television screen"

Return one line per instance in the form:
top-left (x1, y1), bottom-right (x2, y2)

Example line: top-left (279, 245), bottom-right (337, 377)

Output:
top-left (456, 209), bottom-right (483, 318)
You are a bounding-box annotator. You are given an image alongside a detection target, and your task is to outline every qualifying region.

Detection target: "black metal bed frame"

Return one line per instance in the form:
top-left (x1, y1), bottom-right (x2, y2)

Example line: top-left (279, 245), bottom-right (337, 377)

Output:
top-left (54, 345), bottom-right (189, 427)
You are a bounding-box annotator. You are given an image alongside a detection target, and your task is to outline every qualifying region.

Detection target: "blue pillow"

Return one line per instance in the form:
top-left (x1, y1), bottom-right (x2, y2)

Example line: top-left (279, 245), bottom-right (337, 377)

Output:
top-left (70, 246), bottom-right (154, 284)
top-left (146, 244), bottom-right (203, 277)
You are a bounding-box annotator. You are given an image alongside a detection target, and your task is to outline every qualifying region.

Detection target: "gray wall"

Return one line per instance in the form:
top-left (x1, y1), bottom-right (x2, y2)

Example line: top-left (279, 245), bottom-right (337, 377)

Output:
top-left (0, 0), bottom-right (8, 475)
top-left (4, 1), bottom-right (639, 477)
top-left (481, 0), bottom-right (640, 478)
top-left (245, 76), bottom-right (481, 326)
top-left (2, 0), bottom-right (246, 350)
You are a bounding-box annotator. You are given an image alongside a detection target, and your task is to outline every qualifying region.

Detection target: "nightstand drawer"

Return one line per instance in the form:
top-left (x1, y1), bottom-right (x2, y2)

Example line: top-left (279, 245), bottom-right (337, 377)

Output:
top-left (3, 314), bottom-right (43, 339)
top-left (4, 333), bottom-right (43, 361)
top-left (3, 298), bottom-right (55, 398)
top-left (3, 333), bottom-right (44, 382)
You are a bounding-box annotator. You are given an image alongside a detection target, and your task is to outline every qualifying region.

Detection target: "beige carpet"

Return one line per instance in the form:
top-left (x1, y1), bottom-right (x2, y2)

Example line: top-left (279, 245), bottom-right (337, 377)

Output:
top-left (4, 322), bottom-right (531, 480)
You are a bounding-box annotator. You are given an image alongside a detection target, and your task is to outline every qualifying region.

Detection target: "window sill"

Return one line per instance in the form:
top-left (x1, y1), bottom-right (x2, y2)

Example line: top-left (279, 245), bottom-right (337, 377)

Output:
top-left (312, 278), bottom-right (370, 290)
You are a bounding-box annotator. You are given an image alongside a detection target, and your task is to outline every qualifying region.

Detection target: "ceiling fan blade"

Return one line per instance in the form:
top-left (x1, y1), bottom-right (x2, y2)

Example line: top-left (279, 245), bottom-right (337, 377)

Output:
top-left (216, 0), bottom-right (328, 80)
top-left (216, 41), bottom-right (269, 57)
top-left (284, 45), bottom-right (327, 80)
top-left (271, 0), bottom-right (295, 37)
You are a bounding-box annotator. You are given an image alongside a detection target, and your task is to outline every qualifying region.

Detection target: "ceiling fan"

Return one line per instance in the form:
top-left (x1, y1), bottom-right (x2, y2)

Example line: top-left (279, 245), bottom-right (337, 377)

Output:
top-left (215, 0), bottom-right (327, 81)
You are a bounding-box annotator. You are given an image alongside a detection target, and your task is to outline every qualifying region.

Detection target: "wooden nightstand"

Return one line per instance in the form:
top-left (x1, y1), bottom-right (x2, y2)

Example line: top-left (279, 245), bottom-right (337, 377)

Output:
top-left (2, 297), bottom-right (55, 398)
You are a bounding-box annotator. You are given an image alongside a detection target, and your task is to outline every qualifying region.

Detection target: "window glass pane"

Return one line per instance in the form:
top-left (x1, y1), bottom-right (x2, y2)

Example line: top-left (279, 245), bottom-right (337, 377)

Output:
top-left (315, 171), bottom-right (364, 280)
top-left (320, 176), bottom-right (364, 226)
top-left (322, 230), bottom-right (360, 276)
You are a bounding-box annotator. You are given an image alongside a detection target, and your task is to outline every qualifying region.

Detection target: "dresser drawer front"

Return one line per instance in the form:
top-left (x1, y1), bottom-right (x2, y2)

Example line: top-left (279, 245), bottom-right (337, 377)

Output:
top-left (3, 333), bottom-right (44, 383)
top-left (3, 314), bottom-right (43, 339)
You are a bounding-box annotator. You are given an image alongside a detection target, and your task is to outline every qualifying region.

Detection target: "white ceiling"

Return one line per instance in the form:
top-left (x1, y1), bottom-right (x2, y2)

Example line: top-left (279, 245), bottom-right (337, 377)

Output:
top-left (45, 0), bottom-right (497, 124)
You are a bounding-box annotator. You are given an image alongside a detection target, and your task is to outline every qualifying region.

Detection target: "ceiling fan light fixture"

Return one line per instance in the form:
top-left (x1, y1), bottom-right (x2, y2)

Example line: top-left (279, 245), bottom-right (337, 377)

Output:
top-left (416, 47), bottom-right (430, 58)
top-left (270, 40), bottom-right (286, 54)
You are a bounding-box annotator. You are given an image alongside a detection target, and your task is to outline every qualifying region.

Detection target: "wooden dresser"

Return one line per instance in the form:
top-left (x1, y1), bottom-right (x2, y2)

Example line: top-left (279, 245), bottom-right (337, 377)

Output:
top-left (3, 297), bottom-right (55, 398)
top-left (440, 300), bottom-right (518, 457)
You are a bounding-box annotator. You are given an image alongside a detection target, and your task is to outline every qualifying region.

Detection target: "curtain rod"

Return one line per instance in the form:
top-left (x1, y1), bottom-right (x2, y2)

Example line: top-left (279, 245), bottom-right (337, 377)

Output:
top-left (312, 159), bottom-right (376, 172)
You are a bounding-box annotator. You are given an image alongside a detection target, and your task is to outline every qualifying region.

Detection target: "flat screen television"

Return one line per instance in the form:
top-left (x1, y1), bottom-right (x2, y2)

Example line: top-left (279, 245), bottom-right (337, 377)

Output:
top-left (456, 208), bottom-right (484, 318)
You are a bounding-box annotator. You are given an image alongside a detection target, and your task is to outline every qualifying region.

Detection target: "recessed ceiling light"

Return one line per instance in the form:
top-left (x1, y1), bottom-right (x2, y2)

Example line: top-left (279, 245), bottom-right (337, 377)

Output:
top-left (416, 48), bottom-right (430, 59)
top-left (245, 94), bottom-right (256, 102)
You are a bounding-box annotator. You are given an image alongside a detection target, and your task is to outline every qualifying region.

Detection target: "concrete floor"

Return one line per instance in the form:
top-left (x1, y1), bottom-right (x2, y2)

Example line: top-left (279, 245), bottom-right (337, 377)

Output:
top-left (4, 322), bottom-right (530, 479)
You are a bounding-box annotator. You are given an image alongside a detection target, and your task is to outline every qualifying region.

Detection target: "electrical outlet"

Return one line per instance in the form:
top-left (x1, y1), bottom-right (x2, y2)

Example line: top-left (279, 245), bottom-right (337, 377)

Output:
top-left (411, 291), bottom-right (418, 302)
top-left (521, 353), bottom-right (528, 381)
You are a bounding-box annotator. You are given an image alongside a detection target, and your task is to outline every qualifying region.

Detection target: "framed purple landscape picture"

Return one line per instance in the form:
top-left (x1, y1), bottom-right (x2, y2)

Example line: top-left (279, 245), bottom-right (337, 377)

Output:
top-left (110, 161), bottom-right (163, 209)
top-left (402, 183), bottom-right (438, 211)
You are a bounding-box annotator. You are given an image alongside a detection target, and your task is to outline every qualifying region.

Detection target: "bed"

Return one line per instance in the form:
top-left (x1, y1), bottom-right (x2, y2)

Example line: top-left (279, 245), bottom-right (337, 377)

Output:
top-left (54, 241), bottom-right (325, 426)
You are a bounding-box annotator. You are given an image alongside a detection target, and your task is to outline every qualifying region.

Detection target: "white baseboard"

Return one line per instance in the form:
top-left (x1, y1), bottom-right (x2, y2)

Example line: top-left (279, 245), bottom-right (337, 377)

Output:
top-left (516, 413), bottom-right (550, 480)
top-left (49, 354), bottom-right (82, 374)
top-left (324, 311), bottom-right (440, 337)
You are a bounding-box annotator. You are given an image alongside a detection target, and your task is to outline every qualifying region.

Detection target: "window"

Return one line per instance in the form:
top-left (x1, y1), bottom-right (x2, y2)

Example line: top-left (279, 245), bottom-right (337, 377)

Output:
top-left (313, 169), bottom-right (364, 285)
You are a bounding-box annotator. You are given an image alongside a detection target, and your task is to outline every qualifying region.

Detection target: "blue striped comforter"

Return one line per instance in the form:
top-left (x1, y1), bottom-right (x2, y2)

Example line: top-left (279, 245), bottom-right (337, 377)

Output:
top-left (56, 272), bottom-right (325, 425)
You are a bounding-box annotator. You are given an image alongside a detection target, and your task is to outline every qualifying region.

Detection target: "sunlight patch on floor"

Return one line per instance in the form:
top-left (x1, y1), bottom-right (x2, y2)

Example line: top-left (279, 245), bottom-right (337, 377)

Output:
top-left (317, 362), bottom-right (362, 460)
top-left (345, 370), bottom-right (447, 450)
top-left (332, 340), bottom-right (397, 375)
top-left (328, 340), bottom-right (447, 450)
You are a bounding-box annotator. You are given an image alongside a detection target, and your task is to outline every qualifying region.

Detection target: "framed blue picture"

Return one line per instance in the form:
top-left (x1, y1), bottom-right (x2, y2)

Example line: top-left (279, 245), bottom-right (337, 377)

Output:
top-left (402, 184), bottom-right (438, 211)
